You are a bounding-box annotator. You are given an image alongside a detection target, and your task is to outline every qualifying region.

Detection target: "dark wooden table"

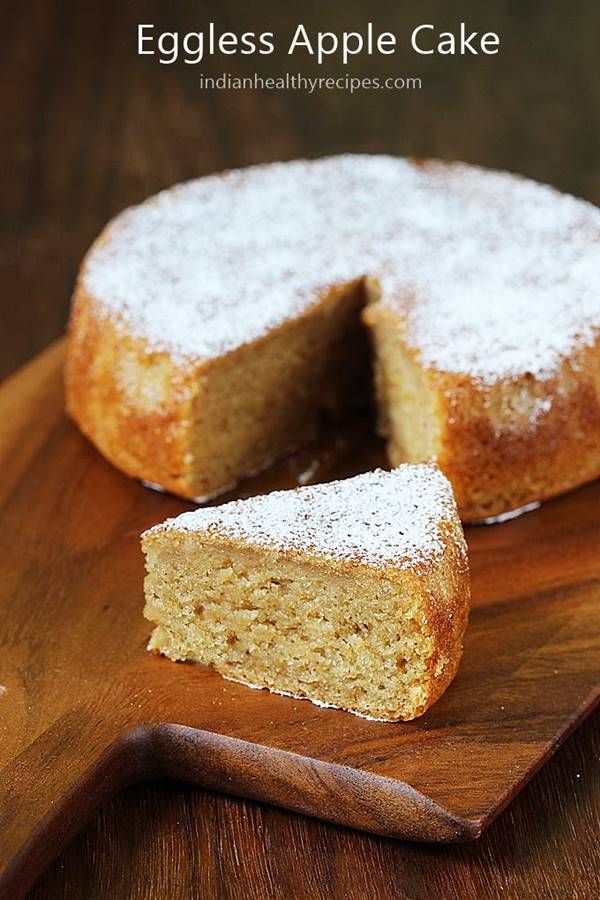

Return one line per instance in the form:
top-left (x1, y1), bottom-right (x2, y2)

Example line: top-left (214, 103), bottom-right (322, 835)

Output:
top-left (2, 1), bottom-right (600, 896)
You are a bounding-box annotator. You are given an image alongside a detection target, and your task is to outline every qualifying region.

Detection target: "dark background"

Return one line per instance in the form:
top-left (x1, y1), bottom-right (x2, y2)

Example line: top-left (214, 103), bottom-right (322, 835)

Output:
top-left (3, 0), bottom-right (600, 897)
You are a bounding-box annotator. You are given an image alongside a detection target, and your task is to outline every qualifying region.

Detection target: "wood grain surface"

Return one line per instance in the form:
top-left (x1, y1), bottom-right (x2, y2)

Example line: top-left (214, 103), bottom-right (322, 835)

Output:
top-left (2, 1), bottom-right (600, 897)
top-left (0, 342), bottom-right (599, 898)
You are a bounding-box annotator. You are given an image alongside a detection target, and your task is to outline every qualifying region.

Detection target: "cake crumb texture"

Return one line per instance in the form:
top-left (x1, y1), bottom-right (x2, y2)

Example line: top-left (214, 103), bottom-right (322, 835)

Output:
top-left (143, 467), bottom-right (470, 721)
top-left (67, 155), bottom-right (600, 517)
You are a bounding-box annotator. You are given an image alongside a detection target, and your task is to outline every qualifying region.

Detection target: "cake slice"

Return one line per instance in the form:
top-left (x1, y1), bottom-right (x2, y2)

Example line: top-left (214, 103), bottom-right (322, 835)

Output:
top-left (142, 466), bottom-right (470, 721)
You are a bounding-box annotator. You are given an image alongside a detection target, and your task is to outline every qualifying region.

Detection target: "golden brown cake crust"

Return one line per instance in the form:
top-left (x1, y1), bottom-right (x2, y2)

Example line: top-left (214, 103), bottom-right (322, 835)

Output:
top-left (435, 340), bottom-right (600, 521)
top-left (66, 285), bottom-right (198, 497)
top-left (66, 155), bottom-right (600, 516)
top-left (363, 304), bottom-right (600, 521)
top-left (66, 277), bottom-right (368, 500)
top-left (415, 521), bottom-right (470, 711)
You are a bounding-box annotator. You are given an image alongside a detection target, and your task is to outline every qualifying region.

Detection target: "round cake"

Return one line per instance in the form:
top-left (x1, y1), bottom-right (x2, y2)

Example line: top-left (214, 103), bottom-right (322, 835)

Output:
top-left (66, 155), bottom-right (600, 520)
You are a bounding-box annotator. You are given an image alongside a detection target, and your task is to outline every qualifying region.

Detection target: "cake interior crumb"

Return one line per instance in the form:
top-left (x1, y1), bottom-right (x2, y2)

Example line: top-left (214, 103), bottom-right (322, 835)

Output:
top-left (144, 541), bottom-right (435, 721)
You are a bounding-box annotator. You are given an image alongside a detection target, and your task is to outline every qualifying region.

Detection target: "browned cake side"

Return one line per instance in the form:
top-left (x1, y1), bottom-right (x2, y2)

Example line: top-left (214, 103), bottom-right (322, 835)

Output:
top-left (66, 279), bottom-right (368, 501)
top-left (65, 156), bottom-right (600, 518)
top-left (364, 302), bottom-right (600, 521)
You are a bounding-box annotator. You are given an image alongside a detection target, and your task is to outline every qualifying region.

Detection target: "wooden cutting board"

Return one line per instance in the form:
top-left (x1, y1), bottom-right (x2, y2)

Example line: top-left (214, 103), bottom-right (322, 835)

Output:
top-left (1, 341), bottom-right (599, 897)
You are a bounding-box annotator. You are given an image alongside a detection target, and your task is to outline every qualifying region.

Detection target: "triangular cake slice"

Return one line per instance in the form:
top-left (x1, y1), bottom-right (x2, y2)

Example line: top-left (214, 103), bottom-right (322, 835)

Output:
top-left (142, 465), bottom-right (470, 721)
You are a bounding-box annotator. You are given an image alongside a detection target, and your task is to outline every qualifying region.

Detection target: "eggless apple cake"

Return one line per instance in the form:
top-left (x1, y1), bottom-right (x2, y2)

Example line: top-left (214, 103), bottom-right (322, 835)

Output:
top-left (66, 155), bottom-right (600, 520)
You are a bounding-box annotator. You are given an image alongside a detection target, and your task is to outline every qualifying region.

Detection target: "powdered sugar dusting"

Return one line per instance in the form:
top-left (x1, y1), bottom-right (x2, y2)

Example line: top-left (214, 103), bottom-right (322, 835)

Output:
top-left (146, 465), bottom-right (465, 571)
top-left (83, 155), bottom-right (600, 384)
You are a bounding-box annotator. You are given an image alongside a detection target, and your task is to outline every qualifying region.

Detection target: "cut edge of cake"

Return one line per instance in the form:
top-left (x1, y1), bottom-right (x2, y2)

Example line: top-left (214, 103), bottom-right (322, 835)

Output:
top-left (142, 466), bottom-right (470, 721)
top-left (66, 277), bottom-right (371, 503)
top-left (66, 155), bottom-right (600, 521)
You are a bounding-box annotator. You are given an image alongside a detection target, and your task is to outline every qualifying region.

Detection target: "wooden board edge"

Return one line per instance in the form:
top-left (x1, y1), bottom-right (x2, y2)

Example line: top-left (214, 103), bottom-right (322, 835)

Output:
top-left (143, 723), bottom-right (483, 842)
top-left (474, 685), bottom-right (600, 835)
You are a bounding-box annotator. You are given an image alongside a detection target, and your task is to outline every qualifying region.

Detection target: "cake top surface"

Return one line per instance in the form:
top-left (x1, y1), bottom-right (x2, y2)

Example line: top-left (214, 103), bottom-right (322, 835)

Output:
top-left (145, 465), bottom-right (465, 572)
top-left (83, 154), bottom-right (600, 384)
